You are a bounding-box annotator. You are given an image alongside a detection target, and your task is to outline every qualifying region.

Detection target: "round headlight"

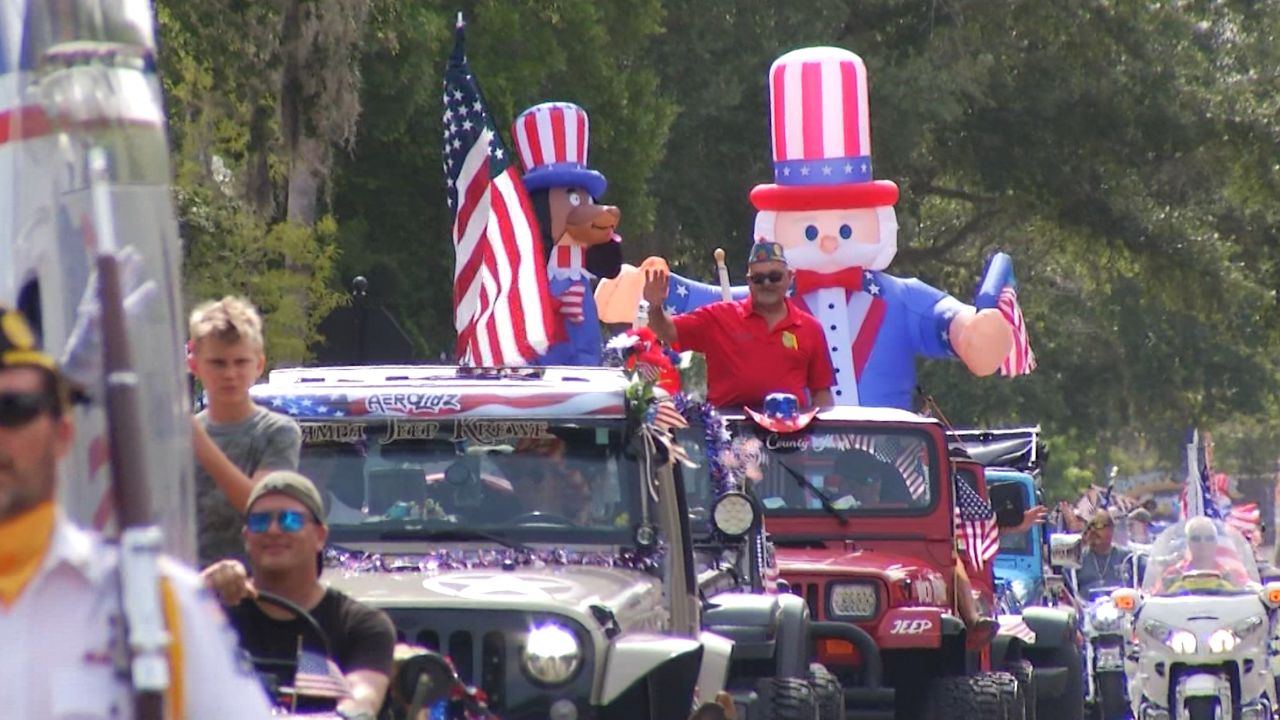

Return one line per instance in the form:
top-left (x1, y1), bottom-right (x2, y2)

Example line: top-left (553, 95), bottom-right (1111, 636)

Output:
top-left (711, 492), bottom-right (757, 538)
top-left (1208, 628), bottom-right (1237, 654)
top-left (1168, 629), bottom-right (1198, 655)
top-left (523, 624), bottom-right (582, 685)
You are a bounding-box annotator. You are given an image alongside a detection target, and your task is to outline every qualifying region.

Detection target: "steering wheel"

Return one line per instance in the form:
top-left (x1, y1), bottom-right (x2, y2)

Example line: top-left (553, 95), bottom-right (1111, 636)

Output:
top-left (510, 511), bottom-right (577, 526)
top-left (249, 591), bottom-right (338, 701)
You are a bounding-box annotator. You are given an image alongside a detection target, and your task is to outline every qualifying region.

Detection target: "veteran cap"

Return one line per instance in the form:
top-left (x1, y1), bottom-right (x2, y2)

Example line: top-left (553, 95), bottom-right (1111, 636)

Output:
top-left (747, 240), bottom-right (788, 266)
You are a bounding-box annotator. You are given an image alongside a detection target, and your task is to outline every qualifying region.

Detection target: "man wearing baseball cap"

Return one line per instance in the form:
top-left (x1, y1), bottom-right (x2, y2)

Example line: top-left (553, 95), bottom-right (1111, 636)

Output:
top-left (644, 240), bottom-right (835, 409)
top-left (202, 470), bottom-right (395, 719)
top-left (0, 305), bottom-right (274, 718)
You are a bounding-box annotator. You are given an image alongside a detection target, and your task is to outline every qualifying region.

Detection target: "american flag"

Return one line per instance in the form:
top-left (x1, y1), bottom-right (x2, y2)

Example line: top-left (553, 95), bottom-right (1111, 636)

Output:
top-left (873, 434), bottom-right (928, 500)
top-left (651, 399), bottom-right (689, 432)
top-left (443, 17), bottom-right (555, 365)
top-left (293, 648), bottom-right (350, 699)
top-left (997, 284), bottom-right (1036, 376)
top-left (1227, 503), bottom-right (1261, 544)
top-left (955, 476), bottom-right (999, 571)
top-left (1179, 429), bottom-right (1220, 521)
top-left (975, 252), bottom-right (1036, 377)
top-left (998, 614), bottom-right (1038, 644)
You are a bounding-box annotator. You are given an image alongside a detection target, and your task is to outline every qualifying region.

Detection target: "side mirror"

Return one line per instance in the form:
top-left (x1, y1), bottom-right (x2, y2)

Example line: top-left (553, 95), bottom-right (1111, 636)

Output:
top-left (988, 481), bottom-right (1028, 529)
top-left (1110, 587), bottom-right (1139, 613)
top-left (1260, 581), bottom-right (1280, 610)
top-left (1050, 533), bottom-right (1083, 570)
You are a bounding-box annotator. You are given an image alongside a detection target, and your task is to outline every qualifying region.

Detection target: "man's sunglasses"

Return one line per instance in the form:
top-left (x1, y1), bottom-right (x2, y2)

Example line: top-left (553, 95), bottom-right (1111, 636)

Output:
top-left (246, 509), bottom-right (311, 534)
top-left (0, 391), bottom-right (57, 428)
top-left (1188, 533), bottom-right (1216, 544)
top-left (749, 271), bottom-right (786, 285)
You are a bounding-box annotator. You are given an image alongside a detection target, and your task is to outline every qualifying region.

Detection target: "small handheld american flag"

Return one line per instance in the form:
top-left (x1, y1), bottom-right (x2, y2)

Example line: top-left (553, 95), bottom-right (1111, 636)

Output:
top-left (443, 16), bottom-right (556, 365)
top-left (975, 252), bottom-right (1036, 376)
top-left (292, 648), bottom-right (350, 700)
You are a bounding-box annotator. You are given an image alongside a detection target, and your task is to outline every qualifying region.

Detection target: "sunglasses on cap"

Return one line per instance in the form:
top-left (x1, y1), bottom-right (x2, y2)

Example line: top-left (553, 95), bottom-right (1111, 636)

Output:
top-left (749, 271), bottom-right (786, 285)
top-left (246, 509), bottom-right (312, 534)
top-left (0, 391), bottom-right (58, 428)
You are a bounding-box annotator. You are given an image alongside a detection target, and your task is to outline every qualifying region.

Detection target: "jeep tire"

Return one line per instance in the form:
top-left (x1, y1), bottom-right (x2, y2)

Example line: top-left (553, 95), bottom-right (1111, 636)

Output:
top-left (990, 670), bottom-right (1027, 720)
top-left (1007, 659), bottom-right (1037, 720)
top-left (808, 663), bottom-right (844, 720)
top-left (924, 672), bottom-right (1022, 720)
top-left (755, 677), bottom-right (817, 720)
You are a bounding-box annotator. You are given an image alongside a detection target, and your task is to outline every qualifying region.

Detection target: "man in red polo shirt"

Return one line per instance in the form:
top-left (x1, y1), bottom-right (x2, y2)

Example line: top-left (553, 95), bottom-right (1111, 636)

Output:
top-left (644, 241), bottom-right (834, 409)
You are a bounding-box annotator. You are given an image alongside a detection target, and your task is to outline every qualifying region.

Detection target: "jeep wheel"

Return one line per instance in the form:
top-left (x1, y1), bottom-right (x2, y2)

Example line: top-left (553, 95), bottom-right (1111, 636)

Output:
top-left (808, 663), bottom-right (844, 720)
top-left (1029, 641), bottom-right (1084, 720)
top-left (990, 671), bottom-right (1027, 720)
top-left (1007, 659), bottom-right (1037, 720)
top-left (924, 673), bottom-right (1020, 720)
top-left (755, 677), bottom-right (817, 720)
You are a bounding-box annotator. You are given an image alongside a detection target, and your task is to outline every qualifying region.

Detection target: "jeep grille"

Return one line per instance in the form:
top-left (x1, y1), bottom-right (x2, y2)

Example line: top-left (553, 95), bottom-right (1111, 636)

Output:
top-left (383, 608), bottom-right (595, 719)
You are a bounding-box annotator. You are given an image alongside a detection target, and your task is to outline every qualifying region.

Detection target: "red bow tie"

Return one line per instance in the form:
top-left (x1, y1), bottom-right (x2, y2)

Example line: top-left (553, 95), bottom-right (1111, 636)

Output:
top-left (793, 267), bottom-right (865, 296)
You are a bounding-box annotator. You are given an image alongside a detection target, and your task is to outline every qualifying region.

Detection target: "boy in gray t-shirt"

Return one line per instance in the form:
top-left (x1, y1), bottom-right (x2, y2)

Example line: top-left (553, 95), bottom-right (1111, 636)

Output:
top-left (189, 297), bottom-right (301, 566)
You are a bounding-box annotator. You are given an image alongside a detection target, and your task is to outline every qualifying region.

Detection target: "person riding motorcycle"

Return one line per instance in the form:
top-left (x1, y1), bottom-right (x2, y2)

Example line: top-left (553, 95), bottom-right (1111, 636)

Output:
top-left (1153, 516), bottom-right (1251, 594)
top-left (1076, 510), bottom-right (1131, 594)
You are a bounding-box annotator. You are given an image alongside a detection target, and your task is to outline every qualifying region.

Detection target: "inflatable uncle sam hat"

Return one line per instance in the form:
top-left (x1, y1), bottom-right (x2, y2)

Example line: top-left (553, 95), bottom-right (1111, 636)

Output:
top-left (511, 101), bottom-right (608, 200)
top-left (749, 47), bottom-right (899, 212)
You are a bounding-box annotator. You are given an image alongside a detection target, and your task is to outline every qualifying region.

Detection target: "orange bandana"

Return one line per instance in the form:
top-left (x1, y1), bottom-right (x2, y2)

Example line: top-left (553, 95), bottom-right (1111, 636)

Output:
top-left (0, 501), bottom-right (56, 607)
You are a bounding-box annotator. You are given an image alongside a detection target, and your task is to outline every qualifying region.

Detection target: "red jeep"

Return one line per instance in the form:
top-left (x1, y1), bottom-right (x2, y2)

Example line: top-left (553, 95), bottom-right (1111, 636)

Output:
top-left (703, 406), bottom-right (1033, 719)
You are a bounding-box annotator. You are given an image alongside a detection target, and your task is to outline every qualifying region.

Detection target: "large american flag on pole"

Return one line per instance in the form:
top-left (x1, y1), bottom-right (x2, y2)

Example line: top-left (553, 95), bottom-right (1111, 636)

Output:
top-left (443, 16), bottom-right (555, 365)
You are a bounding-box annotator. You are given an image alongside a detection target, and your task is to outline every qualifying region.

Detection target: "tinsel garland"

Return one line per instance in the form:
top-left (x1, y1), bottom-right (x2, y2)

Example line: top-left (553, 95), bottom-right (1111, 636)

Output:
top-left (324, 544), bottom-right (663, 575)
top-left (674, 394), bottom-right (739, 499)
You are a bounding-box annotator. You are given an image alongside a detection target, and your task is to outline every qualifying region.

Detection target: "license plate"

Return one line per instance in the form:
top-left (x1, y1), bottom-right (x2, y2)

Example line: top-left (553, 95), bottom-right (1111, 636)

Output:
top-left (1096, 645), bottom-right (1123, 670)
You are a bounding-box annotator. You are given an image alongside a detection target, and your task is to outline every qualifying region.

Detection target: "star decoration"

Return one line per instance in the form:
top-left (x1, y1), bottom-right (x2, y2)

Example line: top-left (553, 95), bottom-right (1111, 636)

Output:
top-left (665, 305), bottom-right (677, 315)
top-left (867, 282), bottom-right (881, 296)
top-left (676, 284), bottom-right (689, 297)
top-left (859, 161), bottom-right (869, 174)
top-left (472, 100), bottom-right (482, 113)
top-left (461, 120), bottom-right (473, 131)
top-left (452, 138), bottom-right (462, 149)
top-left (782, 166), bottom-right (792, 176)
top-left (821, 165), bottom-right (833, 176)
top-left (799, 165), bottom-right (811, 176)
top-left (452, 89), bottom-right (463, 101)
top-left (844, 163), bottom-right (854, 174)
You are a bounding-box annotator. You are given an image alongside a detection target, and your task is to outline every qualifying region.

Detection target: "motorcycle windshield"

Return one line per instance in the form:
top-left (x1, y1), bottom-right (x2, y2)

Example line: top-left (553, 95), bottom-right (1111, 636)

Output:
top-left (1142, 518), bottom-right (1259, 596)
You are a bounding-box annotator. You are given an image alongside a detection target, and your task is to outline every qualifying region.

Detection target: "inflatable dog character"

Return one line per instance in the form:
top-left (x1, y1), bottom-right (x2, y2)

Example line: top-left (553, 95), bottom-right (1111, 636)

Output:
top-left (512, 102), bottom-right (622, 366)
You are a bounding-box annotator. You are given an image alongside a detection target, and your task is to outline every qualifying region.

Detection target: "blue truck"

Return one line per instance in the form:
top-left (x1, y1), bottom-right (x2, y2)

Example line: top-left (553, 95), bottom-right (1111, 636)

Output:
top-left (950, 427), bottom-right (1087, 720)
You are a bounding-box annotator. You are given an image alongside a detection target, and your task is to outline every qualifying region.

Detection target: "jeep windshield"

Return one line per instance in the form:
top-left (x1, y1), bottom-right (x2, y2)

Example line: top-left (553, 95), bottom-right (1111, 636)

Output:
top-left (691, 422), bottom-right (940, 516)
top-left (296, 417), bottom-right (642, 546)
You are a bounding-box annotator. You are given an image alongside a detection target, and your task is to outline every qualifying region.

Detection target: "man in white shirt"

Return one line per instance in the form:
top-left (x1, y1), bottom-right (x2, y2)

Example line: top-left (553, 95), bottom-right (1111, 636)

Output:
top-left (0, 305), bottom-right (274, 718)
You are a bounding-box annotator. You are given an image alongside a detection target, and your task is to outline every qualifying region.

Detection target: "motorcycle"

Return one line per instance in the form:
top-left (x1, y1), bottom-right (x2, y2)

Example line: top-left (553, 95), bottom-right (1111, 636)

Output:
top-left (1115, 518), bottom-right (1279, 720)
top-left (1080, 587), bottom-right (1131, 720)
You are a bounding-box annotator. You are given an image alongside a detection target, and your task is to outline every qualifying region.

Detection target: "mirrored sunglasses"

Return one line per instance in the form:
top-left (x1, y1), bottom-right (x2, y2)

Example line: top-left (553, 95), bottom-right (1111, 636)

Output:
top-left (0, 391), bottom-right (56, 428)
top-left (1187, 533), bottom-right (1215, 544)
top-left (246, 509), bottom-right (310, 534)
top-left (748, 271), bottom-right (786, 285)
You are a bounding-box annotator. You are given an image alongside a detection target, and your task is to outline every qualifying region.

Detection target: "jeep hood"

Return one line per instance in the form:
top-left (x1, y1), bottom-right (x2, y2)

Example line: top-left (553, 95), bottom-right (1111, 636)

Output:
top-left (323, 564), bottom-right (667, 632)
top-left (778, 546), bottom-right (939, 582)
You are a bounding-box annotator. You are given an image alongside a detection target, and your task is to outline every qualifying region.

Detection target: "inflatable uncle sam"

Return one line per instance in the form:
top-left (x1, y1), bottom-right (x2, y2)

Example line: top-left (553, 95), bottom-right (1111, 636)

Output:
top-left (597, 47), bottom-right (1034, 409)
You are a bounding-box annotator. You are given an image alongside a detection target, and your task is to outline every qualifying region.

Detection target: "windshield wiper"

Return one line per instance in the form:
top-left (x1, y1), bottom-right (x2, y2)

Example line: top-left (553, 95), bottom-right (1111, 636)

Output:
top-left (379, 527), bottom-right (533, 554)
top-left (775, 459), bottom-right (849, 525)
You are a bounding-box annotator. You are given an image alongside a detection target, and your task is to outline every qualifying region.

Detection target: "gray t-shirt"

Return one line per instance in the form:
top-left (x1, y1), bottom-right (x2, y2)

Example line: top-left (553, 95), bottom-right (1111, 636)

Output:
top-left (196, 406), bottom-right (301, 566)
top-left (1077, 544), bottom-right (1131, 594)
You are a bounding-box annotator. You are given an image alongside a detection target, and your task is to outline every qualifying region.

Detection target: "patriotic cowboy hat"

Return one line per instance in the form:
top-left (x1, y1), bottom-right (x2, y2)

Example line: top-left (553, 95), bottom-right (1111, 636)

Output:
top-left (511, 102), bottom-right (608, 199)
top-left (749, 47), bottom-right (899, 212)
top-left (745, 393), bottom-right (818, 434)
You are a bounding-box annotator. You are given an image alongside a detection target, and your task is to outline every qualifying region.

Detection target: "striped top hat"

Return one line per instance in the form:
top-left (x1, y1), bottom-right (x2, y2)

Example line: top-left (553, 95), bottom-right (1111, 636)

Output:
top-left (749, 47), bottom-right (899, 212)
top-left (511, 102), bottom-right (608, 199)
